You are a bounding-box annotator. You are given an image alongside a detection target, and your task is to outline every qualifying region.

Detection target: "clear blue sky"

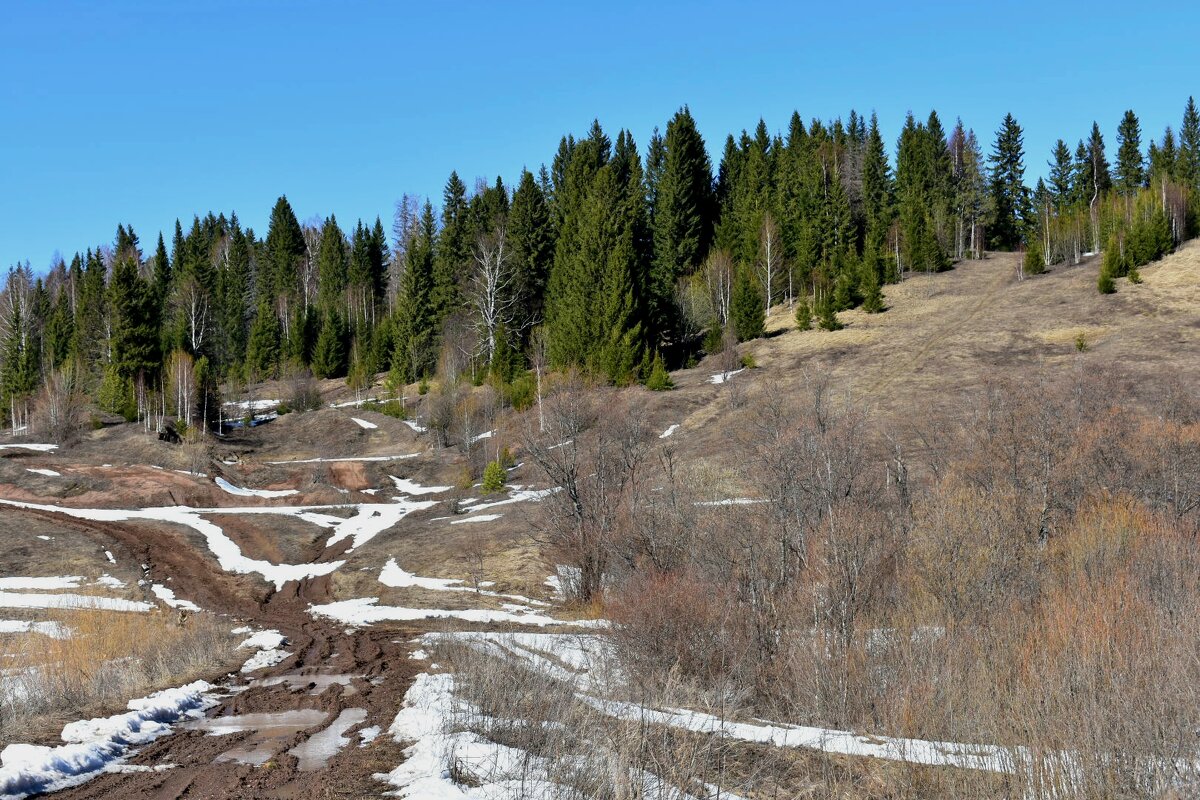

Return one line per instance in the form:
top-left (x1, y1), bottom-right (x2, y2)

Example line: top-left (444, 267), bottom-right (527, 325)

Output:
top-left (3, 0), bottom-right (1197, 272)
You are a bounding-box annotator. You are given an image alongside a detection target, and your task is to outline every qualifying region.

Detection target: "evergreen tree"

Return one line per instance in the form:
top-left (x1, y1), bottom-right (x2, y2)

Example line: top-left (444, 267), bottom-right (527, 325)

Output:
top-left (649, 106), bottom-right (714, 340)
top-left (508, 169), bottom-right (553, 333)
top-left (152, 233), bottom-right (171, 302)
top-left (644, 351), bottom-right (673, 390)
top-left (1149, 127), bottom-right (1178, 181)
top-left (432, 171), bottom-right (467, 321)
top-left (107, 256), bottom-right (159, 381)
top-left (794, 294), bottom-right (812, 330)
top-left (316, 215), bottom-right (348, 315)
top-left (1115, 110), bottom-right (1145, 194)
top-left (311, 310), bottom-right (347, 378)
top-left (245, 300), bottom-right (282, 378)
top-left (730, 267), bottom-right (764, 341)
top-left (394, 201), bottom-right (438, 382)
top-left (861, 112), bottom-right (894, 276)
top-left (1048, 139), bottom-right (1074, 205)
top-left (263, 196), bottom-right (305, 303)
top-left (1179, 97), bottom-right (1200, 190)
top-left (1087, 122), bottom-right (1113, 196)
top-left (988, 113), bottom-right (1028, 249)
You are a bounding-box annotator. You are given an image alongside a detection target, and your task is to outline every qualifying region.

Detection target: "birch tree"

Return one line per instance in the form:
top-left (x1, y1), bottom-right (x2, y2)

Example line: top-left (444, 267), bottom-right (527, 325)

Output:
top-left (468, 226), bottom-right (518, 364)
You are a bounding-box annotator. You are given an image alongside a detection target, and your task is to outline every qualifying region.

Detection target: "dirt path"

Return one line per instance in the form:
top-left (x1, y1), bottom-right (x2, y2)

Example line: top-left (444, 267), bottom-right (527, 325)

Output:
top-left (52, 615), bottom-right (420, 800)
top-left (8, 506), bottom-right (422, 800)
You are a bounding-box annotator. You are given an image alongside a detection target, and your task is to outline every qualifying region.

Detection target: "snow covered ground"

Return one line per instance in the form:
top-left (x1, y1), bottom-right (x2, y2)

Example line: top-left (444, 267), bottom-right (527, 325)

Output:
top-left (659, 424), bottom-right (680, 438)
top-left (0, 443), bottom-right (57, 452)
top-left (350, 417), bottom-right (378, 430)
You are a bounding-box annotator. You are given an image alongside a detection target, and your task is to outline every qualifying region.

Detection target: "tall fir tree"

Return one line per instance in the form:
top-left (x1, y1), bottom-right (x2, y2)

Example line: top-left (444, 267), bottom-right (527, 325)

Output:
top-left (649, 106), bottom-right (714, 341)
top-left (1115, 110), bottom-right (1145, 195)
top-left (508, 169), bottom-right (554, 335)
top-left (988, 113), bottom-right (1028, 250)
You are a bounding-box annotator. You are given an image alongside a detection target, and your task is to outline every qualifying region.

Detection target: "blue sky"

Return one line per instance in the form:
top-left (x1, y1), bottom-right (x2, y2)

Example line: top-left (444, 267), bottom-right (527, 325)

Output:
top-left (3, 0), bottom-right (1197, 271)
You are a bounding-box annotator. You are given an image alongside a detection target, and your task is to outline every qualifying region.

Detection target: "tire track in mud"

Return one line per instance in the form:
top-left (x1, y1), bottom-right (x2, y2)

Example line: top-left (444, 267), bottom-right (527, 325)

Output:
top-left (9, 506), bottom-right (423, 800)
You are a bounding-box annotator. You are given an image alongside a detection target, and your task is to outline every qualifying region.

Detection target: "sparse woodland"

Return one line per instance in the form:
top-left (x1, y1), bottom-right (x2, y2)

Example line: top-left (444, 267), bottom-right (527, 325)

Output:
top-left (2, 100), bottom-right (1198, 438)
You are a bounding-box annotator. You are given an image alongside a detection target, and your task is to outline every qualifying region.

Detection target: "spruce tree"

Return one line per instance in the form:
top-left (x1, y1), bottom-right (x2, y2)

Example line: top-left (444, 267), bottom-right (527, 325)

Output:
top-left (650, 106), bottom-right (714, 340)
top-left (1087, 122), bottom-right (1113, 196)
top-left (432, 171), bottom-right (468, 321)
top-left (107, 256), bottom-right (159, 381)
top-left (311, 310), bottom-right (347, 379)
top-left (152, 233), bottom-right (171, 302)
top-left (988, 113), bottom-right (1028, 250)
top-left (730, 267), bottom-right (764, 341)
top-left (1178, 97), bottom-right (1200, 190)
top-left (264, 196), bottom-right (305, 303)
top-left (245, 301), bottom-right (282, 378)
top-left (644, 351), bottom-right (673, 390)
top-left (1115, 110), bottom-right (1145, 195)
top-left (508, 169), bottom-right (554, 333)
top-left (1048, 139), bottom-right (1074, 205)
top-left (795, 294), bottom-right (812, 330)
top-left (316, 215), bottom-right (348, 315)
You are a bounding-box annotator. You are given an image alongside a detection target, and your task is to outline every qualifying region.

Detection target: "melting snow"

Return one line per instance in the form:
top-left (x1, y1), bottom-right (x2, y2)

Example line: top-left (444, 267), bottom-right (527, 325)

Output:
top-left (24, 468), bottom-right (60, 477)
top-left (449, 514), bottom-right (502, 525)
top-left (0, 444), bottom-right (57, 452)
top-left (460, 486), bottom-right (558, 515)
top-left (402, 420), bottom-right (428, 434)
top-left (150, 584), bottom-right (202, 613)
top-left (0, 592), bottom-right (152, 612)
top-left (0, 577), bottom-right (82, 591)
top-left (708, 368), bottom-right (744, 385)
top-left (238, 630), bottom-right (291, 673)
top-left (214, 477), bottom-right (298, 499)
top-left (310, 597), bottom-right (600, 628)
top-left (266, 454), bottom-right (418, 465)
top-left (350, 417), bottom-right (378, 430)
top-left (0, 620), bottom-right (70, 638)
top-left (659, 424), bottom-right (680, 439)
top-left (389, 476), bottom-right (451, 496)
top-left (0, 681), bottom-right (217, 798)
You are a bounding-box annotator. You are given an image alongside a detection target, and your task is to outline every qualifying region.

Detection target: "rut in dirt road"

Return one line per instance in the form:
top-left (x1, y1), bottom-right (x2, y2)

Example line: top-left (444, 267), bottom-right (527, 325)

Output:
top-left (48, 581), bottom-right (424, 800)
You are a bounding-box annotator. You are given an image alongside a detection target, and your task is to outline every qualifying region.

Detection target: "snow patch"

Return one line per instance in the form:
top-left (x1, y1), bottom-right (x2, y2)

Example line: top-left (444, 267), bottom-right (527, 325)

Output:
top-left (25, 468), bottom-right (60, 477)
top-left (0, 681), bottom-right (216, 798)
top-left (0, 444), bottom-right (57, 452)
top-left (659, 424), bottom-right (680, 439)
top-left (708, 368), bottom-right (745, 385)
top-left (449, 514), bottom-right (502, 525)
top-left (350, 417), bottom-right (378, 430)
top-left (0, 620), bottom-right (71, 639)
top-left (310, 597), bottom-right (602, 629)
top-left (214, 477), bottom-right (298, 499)
top-left (389, 476), bottom-right (451, 496)
top-left (0, 592), bottom-right (152, 612)
top-left (150, 584), bottom-right (201, 613)
top-left (0, 576), bottom-right (82, 591)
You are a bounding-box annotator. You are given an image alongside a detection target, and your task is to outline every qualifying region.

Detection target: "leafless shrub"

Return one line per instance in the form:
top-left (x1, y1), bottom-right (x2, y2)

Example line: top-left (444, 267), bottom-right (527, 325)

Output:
top-left (32, 362), bottom-right (86, 445)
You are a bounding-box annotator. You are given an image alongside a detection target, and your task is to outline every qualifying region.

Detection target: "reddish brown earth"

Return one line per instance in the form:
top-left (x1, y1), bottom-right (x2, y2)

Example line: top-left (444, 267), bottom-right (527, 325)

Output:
top-left (4, 500), bottom-right (422, 800)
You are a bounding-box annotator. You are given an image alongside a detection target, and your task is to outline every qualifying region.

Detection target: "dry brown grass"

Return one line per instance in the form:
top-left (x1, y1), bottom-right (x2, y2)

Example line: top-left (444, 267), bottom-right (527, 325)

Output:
top-left (0, 608), bottom-right (239, 738)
